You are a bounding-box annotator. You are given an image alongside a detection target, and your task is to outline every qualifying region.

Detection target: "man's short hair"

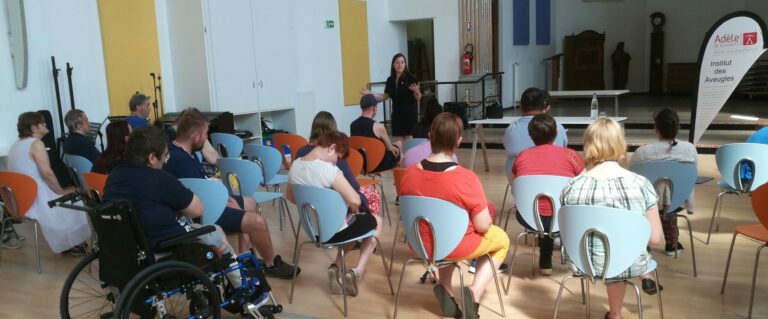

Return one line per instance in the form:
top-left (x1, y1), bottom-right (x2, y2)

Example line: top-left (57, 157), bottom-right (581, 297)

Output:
top-left (520, 87), bottom-right (549, 113)
top-left (129, 92), bottom-right (150, 112)
top-left (528, 113), bottom-right (557, 145)
top-left (316, 131), bottom-right (350, 159)
top-left (360, 94), bottom-right (378, 110)
top-left (429, 112), bottom-right (463, 154)
top-left (124, 127), bottom-right (168, 165)
top-left (64, 109), bottom-right (85, 132)
top-left (176, 108), bottom-right (208, 139)
top-left (17, 112), bottom-right (44, 138)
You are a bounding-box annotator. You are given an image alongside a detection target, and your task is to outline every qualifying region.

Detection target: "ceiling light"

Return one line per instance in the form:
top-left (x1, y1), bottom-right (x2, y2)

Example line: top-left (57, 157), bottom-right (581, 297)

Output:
top-left (730, 114), bottom-right (760, 121)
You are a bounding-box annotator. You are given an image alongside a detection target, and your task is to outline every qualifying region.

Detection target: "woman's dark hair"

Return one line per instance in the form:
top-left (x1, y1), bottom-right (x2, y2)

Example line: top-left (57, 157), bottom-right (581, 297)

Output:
top-left (123, 127), bottom-right (168, 165)
top-left (430, 112), bottom-right (464, 155)
top-left (528, 113), bottom-right (557, 145)
top-left (389, 53), bottom-right (411, 78)
top-left (92, 121), bottom-right (131, 174)
top-left (17, 112), bottom-right (45, 138)
top-left (420, 97), bottom-right (443, 127)
top-left (316, 131), bottom-right (350, 159)
top-left (654, 108), bottom-right (680, 144)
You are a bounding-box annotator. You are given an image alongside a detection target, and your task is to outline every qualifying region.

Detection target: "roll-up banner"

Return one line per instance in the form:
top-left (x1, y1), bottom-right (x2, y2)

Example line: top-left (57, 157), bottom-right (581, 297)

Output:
top-left (690, 12), bottom-right (767, 144)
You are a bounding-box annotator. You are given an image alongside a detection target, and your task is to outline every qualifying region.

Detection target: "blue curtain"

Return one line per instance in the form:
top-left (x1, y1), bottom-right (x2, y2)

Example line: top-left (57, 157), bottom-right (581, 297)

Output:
top-left (513, 0), bottom-right (530, 45)
top-left (536, 0), bottom-right (551, 45)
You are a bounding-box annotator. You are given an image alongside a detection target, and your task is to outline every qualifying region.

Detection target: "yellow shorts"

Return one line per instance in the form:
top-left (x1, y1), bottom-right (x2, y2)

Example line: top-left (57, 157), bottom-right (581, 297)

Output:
top-left (446, 225), bottom-right (510, 262)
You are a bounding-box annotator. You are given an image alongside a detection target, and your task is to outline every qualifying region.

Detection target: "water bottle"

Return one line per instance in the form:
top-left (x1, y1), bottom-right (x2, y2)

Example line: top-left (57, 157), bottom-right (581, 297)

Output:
top-left (226, 261), bottom-right (243, 288)
top-left (590, 93), bottom-right (599, 119)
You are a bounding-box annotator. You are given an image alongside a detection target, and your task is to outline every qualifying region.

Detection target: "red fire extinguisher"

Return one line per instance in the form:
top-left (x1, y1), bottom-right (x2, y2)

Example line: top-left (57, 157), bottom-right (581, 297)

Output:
top-left (462, 43), bottom-right (474, 75)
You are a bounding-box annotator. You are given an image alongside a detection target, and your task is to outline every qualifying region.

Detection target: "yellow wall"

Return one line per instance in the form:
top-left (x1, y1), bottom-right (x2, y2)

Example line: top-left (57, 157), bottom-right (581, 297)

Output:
top-left (339, 0), bottom-right (371, 106)
top-left (97, 0), bottom-right (162, 119)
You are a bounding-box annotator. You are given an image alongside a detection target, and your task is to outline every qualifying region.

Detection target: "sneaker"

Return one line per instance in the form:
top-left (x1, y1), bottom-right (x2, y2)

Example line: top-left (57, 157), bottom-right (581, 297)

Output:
top-left (664, 242), bottom-right (684, 256)
top-left (1, 234), bottom-right (23, 249)
top-left (468, 259), bottom-right (509, 274)
top-left (539, 254), bottom-right (553, 276)
top-left (63, 244), bottom-right (87, 257)
top-left (264, 255), bottom-right (300, 280)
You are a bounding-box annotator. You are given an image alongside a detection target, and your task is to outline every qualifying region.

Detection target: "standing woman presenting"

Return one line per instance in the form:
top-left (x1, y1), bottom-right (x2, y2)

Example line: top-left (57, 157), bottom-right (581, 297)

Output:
top-left (362, 53), bottom-right (421, 142)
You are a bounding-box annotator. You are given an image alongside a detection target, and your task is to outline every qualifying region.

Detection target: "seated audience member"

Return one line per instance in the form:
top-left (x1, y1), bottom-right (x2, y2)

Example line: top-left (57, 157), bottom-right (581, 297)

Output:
top-left (164, 109), bottom-right (219, 164)
top-left (285, 131), bottom-right (380, 297)
top-left (102, 127), bottom-right (234, 257)
top-left (401, 111), bottom-right (458, 168)
top-left (503, 87), bottom-right (567, 163)
top-left (92, 121), bottom-right (130, 174)
top-left (630, 108), bottom-right (697, 256)
top-left (163, 108), bottom-right (298, 279)
top-left (126, 92), bottom-right (151, 129)
top-left (561, 118), bottom-right (663, 319)
top-left (7, 112), bottom-right (91, 255)
top-left (350, 94), bottom-right (402, 172)
top-left (400, 113), bottom-right (510, 319)
top-left (512, 113), bottom-right (584, 275)
top-left (63, 109), bottom-right (100, 162)
top-left (412, 97), bottom-right (442, 139)
top-left (296, 111), bottom-right (379, 215)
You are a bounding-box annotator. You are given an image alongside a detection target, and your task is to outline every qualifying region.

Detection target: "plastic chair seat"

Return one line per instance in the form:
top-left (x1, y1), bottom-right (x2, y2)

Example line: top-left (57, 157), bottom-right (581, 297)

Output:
top-left (266, 174), bottom-right (289, 186)
top-left (717, 180), bottom-right (739, 192)
top-left (735, 224), bottom-right (768, 242)
top-left (357, 177), bottom-right (379, 188)
top-left (251, 191), bottom-right (284, 203)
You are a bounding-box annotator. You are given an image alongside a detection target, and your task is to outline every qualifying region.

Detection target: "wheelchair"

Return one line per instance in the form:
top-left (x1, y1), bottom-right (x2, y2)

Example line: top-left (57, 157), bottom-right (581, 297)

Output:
top-left (50, 192), bottom-right (283, 319)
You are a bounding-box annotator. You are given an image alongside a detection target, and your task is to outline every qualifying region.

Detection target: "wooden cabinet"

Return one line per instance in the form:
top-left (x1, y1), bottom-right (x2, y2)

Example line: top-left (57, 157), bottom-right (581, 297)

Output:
top-left (563, 30), bottom-right (605, 90)
top-left (666, 63), bottom-right (696, 94)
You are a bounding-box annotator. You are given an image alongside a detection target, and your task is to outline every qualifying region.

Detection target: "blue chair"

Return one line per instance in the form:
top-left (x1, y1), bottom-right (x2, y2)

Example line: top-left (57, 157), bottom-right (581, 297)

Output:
top-left (631, 161), bottom-right (698, 277)
top-left (393, 196), bottom-right (505, 319)
top-left (504, 175), bottom-right (570, 289)
top-left (553, 205), bottom-right (664, 319)
top-left (211, 132), bottom-right (243, 158)
top-left (245, 144), bottom-right (289, 190)
top-left (402, 138), bottom-right (428, 154)
top-left (178, 178), bottom-right (229, 225)
top-left (217, 158), bottom-right (296, 238)
top-left (289, 184), bottom-right (393, 317)
top-left (707, 143), bottom-right (768, 244)
top-left (63, 154), bottom-right (93, 191)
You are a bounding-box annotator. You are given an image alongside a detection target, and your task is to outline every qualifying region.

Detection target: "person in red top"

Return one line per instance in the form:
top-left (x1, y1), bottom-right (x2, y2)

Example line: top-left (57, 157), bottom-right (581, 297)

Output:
top-left (512, 113), bottom-right (584, 275)
top-left (400, 112), bottom-right (510, 319)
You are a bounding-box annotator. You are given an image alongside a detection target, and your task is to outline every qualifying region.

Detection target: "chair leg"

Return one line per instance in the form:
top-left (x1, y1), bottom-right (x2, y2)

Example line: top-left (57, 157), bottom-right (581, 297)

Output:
top-left (747, 244), bottom-right (767, 319)
top-left (339, 247), bottom-right (348, 318)
top-left (503, 206), bottom-right (513, 232)
top-left (500, 183), bottom-right (510, 225)
top-left (585, 279), bottom-right (591, 319)
top-left (654, 270), bottom-right (664, 319)
top-left (676, 214), bottom-right (697, 277)
top-left (504, 232), bottom-right (527, 294)
top-left (456, 264), bottom-right (467, 319)
top-left (721, 232), bottom-right (739, 294)
top-left (553, 275), bottom-right (575, 319)
top-left (487, 255), bottom-right (506, 317)
top-left (34, 222), bottom-right (41, 274)
top-left (281, 198), bottom-right (298, 239)
top-left (393, 259), bottom-right (419, 319)
top-left (0, 216), bottom-right (6, 267)
top-left (531, 234), bottom-right (537, 276)
top-left (625, 281), bottom-right (643, 319)
top-left (388, 221), bottom-right (400, 277)
top-left (374, 237), bottom-right (395, 294)
top-left (376, 182), bottom-right (392, 227)
top-left (289, 240), bottom-right (311, 303)
top-left (706, 191), bottom-right (727, 245)
top-left (580, 277), bottom-right (586, 304)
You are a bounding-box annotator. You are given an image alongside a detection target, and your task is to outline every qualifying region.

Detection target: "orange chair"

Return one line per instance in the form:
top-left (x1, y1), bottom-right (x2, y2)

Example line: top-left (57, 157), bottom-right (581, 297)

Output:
top-left (82, 172), bottom-right (108, 201)
top-left (391, 167), bottom-right (408, 197)
top-left (721, 183), bottom-right (768, 318)
top-left (272, 133), bottom-right (308, 170)
top-left (0, 171), bottom-right (41, 273)
top-left (347, 138), bottom-right (393, 226)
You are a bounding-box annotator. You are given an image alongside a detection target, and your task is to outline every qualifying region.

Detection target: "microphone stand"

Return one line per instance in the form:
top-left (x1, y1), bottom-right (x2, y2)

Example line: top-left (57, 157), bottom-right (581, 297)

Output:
top-left (150, 73), bottom-right (160, 124)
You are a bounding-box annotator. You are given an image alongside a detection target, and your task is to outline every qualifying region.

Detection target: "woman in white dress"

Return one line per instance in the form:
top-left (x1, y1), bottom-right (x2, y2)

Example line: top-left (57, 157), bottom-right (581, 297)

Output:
top-left (7, 112), bottom-right (90, 254)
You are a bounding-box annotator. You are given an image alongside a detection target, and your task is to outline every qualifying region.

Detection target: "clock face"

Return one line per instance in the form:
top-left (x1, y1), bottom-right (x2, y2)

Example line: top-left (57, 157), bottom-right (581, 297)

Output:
top-left (650, 12), bottom-right (665, 27)
top-left (653, 17), bottom-right (662, 25)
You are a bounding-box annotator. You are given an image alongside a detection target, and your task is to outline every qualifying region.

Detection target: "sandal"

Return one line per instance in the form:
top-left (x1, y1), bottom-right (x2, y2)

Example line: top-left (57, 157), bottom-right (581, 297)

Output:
top-left (327, 264), bottom-right (343, 295)
top-left (433, 284), bottom-right (462, 318)
top-left (461, 287), bottom-right (479, 319)
top-left (344, 268), bottom-right (360, 297)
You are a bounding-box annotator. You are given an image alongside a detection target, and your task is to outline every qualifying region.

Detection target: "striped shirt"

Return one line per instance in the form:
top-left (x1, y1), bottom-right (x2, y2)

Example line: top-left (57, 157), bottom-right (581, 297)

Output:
top-left (561, 171), bottom-right (658, 279)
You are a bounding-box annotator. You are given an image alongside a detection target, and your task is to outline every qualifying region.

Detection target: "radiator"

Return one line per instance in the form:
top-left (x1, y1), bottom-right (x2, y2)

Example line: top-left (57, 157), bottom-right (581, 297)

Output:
top-left (512, 61), bottom-right (545, 102)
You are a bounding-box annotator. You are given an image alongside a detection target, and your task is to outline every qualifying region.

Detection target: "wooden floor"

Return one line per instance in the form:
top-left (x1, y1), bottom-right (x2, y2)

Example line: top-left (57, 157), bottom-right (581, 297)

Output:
top-left (1, 149), bottom-right (766, 319)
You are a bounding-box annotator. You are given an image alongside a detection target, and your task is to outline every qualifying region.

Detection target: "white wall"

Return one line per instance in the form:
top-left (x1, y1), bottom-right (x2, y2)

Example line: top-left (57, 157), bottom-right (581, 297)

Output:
top-left (0, 0), bottom-right (109, 155)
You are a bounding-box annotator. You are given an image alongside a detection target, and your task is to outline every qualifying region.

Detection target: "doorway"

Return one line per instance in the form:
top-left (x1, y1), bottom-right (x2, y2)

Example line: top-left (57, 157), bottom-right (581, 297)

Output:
top-left (406, 19), bottom-right (435, 82)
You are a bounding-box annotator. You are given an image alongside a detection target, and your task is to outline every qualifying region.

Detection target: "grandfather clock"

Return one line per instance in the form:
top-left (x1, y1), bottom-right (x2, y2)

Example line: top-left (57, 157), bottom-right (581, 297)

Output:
top-left (649, 12), bottom-right (665, 94)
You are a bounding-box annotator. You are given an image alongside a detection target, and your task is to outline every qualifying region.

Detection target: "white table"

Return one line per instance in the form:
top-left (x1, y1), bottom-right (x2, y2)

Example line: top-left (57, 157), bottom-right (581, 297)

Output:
top-left (467, 116), bottom-right (628, 171)
top-left (549, 90), bottom-right (630, 116)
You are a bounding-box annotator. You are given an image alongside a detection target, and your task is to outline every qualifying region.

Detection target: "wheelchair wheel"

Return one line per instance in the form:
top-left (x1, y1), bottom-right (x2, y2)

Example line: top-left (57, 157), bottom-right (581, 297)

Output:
top-left (114, 261), bottom-right (221, 319)
top-left (60, 251), bottom-right (116, 319)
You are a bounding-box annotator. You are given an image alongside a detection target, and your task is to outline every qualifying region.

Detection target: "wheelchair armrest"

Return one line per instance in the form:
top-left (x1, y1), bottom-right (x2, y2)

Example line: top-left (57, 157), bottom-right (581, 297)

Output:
top-left (157, 225), bottom-right (217, 251)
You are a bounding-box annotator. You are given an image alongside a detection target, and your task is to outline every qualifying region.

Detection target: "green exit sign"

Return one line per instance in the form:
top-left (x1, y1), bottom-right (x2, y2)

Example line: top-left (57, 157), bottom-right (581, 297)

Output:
top-left (325, 20), bottom-right (334, 29)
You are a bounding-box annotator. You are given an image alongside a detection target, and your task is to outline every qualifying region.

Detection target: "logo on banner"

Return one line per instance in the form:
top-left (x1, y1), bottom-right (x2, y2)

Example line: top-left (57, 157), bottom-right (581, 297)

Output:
top-left (744, 32), bottom-right (757, 45)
